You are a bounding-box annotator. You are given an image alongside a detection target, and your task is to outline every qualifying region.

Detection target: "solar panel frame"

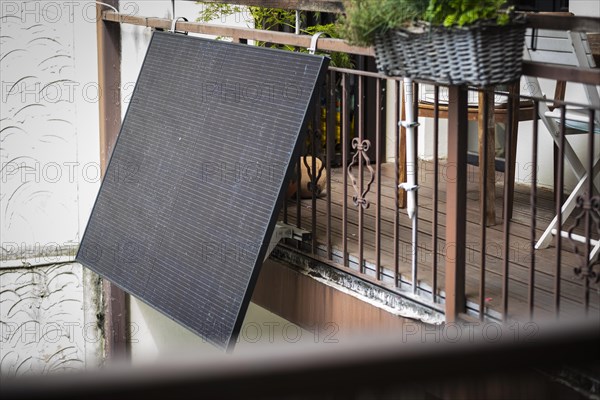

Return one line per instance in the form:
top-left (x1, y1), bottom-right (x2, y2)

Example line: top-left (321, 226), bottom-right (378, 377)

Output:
top-left (76, 31), bottom-right (329, 351)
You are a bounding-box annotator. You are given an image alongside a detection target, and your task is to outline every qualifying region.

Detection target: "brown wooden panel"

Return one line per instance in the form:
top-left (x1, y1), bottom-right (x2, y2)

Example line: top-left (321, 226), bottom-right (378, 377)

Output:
top-left (96, 0), bottom-right (128, 361)
top-left (252, 259), bottom-right (408, 333)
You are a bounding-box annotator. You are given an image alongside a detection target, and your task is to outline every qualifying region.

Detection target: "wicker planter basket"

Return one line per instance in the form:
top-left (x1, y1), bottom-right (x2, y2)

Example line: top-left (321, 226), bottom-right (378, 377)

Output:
top-left (374, 21), bottom-right (526, 86)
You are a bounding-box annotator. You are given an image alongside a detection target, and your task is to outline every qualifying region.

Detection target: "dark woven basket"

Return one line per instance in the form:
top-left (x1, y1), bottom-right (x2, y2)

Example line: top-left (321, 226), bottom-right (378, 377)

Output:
top-left (374, 21), bottom-right (526, 86)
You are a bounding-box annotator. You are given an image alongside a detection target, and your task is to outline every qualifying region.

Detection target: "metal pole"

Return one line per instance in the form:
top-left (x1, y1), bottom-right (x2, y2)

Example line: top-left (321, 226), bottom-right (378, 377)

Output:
top-left (399, 78), bottom-right (419, 293)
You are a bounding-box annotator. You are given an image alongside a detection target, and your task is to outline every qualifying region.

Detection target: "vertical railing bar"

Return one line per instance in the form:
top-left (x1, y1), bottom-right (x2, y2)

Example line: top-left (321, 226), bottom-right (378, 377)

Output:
top-left (283, 184), bottom-right (288, 224)
top-left (412, 81), bottom-right (419, 294)
top-left (358, 75), bottom-right (365, 273)
top-left (445, 85), bottom-right (468, 321)
top-left (501, 87), bottom-right (513, 320)
top-left (479, 87), bottom-right (489, 320)
top-left (296, 152), bottom-right (302, 230)
top-left (584, 109), bottom-right (595, 313)
top-left (326, 70), bottom-right (335, 260)
top-left (432, 85), bottom-right (439, 303)
top-left (529, 100), bottom-right (539, 320)
top-left (555, 104), bottom-right (566, 318)
top-left (311, 87), bottom-right (319, 255)
top-left (394, 80), bottom-right (401, 287)
top-left (342, 73), bottom-right (349, 267)
top-left (375, 78), bottom-right (382, 280)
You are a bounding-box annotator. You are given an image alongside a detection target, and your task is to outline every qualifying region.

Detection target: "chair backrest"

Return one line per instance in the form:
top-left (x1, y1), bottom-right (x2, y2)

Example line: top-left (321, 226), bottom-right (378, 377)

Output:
top-left (523, 19), bottom-right (600, 120)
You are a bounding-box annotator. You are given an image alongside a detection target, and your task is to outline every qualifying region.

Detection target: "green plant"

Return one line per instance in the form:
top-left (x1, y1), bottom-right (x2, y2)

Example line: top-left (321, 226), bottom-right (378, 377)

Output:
top-left (196, 2), bottom-right (352, 68)
top-left (425, 0), bottom-right (511, 27)
top-left (339, 0), bottom-right (513, 46)
top-left (338, 0), bottom-right (429, 46)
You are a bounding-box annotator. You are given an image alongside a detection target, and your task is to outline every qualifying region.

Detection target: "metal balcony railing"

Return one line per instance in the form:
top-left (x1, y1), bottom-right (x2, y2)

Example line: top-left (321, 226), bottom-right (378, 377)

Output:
top-left (100, 7), bottom-right (600, 323)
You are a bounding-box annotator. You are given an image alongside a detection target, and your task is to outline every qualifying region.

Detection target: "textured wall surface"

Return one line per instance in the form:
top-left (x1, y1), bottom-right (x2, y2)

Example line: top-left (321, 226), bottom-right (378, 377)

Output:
top-left (1, 1), bottom-right (102, 374)
top-left (0, 263), bottom-right (102, 376)
top-left (1, 1), bottom-right (80, 247)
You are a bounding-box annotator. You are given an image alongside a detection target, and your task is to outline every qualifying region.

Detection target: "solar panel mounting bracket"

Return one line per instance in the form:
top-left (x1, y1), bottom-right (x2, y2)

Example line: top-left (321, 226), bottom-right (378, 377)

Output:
top-left (169, 16), bottom-right (189, 35)
top-left (265, 223), bottom-right (310, 261)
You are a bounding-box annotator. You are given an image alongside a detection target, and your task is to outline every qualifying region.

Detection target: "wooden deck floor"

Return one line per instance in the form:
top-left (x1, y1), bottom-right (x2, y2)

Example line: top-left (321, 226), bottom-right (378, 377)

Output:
top-left (283, 161), bottom-right (599, 321)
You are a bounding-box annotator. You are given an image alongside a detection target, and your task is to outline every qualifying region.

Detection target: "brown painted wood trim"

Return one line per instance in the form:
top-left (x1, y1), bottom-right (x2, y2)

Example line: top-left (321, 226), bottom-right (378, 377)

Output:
top-left (97, 0), bottom-right (128, 360)
top-left (252, 259), bottom-right (410, 332)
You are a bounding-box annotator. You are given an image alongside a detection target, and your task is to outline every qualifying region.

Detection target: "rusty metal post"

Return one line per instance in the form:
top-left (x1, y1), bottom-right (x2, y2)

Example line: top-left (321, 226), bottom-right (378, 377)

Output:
top-left (96, 0), bottom-right (128, 360)
top-left (445, 85), bottom-right (468, 321)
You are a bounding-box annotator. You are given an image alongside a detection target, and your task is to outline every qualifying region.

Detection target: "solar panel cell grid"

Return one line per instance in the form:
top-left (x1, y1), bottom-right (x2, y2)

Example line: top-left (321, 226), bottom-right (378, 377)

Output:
top-left (77, 32), bottom-right (328, 351)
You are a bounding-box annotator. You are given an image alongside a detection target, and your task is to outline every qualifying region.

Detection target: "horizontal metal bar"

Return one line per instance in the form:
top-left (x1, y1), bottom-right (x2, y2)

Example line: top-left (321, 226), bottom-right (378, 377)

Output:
top-left (103, 11), bottom-right (373, 56)
top-left (525, 14), bottom-right (600, 33)
top-left (329, 66), bottom-right (394, 79)
top-left (551, 229), bottom-right (600, 246)
top-left (523, 61), bottom-right (600, 86)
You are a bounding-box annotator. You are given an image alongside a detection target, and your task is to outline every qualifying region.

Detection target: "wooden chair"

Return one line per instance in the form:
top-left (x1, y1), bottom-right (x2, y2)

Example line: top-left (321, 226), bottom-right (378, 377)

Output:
top-left (408, 12), bottom-right (596, 229)
top-left (415, 83), bottom-right (535, 225)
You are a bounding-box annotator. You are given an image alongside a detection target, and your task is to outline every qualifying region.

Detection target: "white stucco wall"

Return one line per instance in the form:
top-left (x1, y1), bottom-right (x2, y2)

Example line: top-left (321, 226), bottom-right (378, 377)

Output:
top-left (570, 0), bottom-right (600, 17)
top-left (1, 0), bottom-right (103, 375)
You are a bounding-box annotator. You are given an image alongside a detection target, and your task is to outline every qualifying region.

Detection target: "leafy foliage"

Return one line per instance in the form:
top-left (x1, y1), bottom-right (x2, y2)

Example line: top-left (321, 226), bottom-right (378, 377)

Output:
top-left (424, 0), bottom-right (511, 27)
top-left (338, 0), bottom-right (428, 46)
top-left (196, 2), bottom-right (244, 23)
top-left (196, 2), bottom-right (352, 68)
top-left (338, 0), bottom-right (513, 45)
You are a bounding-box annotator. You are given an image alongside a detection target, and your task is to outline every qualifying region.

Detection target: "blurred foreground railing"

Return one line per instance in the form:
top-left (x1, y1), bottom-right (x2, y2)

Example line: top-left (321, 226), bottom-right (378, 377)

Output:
top-left (2, 321), bottom-right (598, 399)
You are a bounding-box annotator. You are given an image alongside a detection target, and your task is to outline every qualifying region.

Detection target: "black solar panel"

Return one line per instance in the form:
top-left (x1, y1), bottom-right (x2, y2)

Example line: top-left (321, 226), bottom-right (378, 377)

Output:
top-left (76, 32), bottom-right (328, 351)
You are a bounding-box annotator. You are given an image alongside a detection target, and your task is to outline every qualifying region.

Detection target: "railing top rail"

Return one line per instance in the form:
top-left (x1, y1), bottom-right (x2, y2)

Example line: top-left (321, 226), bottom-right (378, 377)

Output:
top-left (103, 11), bottom-right (599, 86)
top-left (525, 14), bottom-right (600, 32)
top-left (103, 11), bottom-right (372, 56)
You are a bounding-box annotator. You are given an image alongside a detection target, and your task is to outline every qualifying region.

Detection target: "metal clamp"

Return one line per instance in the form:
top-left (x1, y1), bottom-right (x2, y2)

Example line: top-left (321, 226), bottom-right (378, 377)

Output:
top-left (170, 17), bottom-right (189, 35)
top-left (308, 32), bottom-right (325, 55)
top-left (398, 183), bottom-right (419, 192)
top-left (265, 223), bottom-right (311, 261)
top-left (399, 120), bottom-right (420, 128)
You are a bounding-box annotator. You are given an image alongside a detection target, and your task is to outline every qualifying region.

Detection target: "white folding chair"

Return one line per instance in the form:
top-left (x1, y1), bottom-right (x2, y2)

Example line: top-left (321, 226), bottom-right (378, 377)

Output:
top-left (522, 27), bottom-right (600, 260)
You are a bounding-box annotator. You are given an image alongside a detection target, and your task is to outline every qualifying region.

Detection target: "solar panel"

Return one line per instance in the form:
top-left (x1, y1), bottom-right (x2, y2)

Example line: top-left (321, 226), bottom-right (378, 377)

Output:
top-left (76, 31), bottom-right (328, 351)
